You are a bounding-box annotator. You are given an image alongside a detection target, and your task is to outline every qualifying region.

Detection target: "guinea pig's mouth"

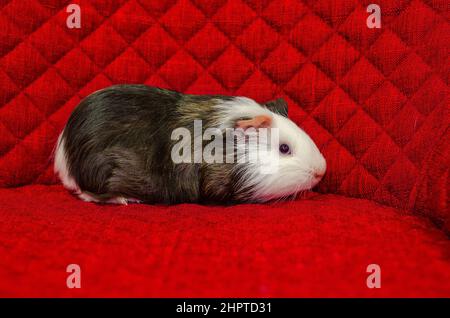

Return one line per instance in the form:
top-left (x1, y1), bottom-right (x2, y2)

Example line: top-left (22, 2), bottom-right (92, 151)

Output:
top-left (307, 171), bottom-right (325, 189)
top-left (314, 171), bottom-right (325, 182)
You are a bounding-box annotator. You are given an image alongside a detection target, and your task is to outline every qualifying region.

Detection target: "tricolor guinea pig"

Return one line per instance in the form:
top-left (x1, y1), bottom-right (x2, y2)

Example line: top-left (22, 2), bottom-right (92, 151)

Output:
top-left (54, 85), bottom-right (326, 204)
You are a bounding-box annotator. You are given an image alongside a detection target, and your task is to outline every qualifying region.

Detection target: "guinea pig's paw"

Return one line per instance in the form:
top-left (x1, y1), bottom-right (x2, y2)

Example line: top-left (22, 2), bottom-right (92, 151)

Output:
top-left (125, 198), bottom-right (142, 204)
top-left (106, 196), bottom-right (129, 205)
top-left (78, 192), bottom-right (99, 203)
top-left (104, 196), bottom-right (142, 205)
top-left (77, 192), bottom-right (141, 205)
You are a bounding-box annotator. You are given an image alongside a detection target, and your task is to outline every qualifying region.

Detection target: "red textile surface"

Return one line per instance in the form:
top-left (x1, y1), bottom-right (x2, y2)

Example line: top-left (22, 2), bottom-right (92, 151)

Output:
top-left (0, 1), bottom-right (449, 296)
top-left (1, 185), bottom-right (450, 297)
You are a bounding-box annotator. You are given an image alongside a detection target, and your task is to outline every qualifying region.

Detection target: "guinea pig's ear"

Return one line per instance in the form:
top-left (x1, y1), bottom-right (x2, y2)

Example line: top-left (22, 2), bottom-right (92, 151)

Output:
top-left (264, 98), bottom-right (288, 117)
top-left (236, 115), bottom-right (272, 130)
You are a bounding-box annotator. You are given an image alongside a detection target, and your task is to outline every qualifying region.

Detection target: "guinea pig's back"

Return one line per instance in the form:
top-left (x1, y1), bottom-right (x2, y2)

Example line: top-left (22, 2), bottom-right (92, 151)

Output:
top-left (64, 85), bottom-right (181, 143)
top-left (55, 85), bottom-right (184, 202)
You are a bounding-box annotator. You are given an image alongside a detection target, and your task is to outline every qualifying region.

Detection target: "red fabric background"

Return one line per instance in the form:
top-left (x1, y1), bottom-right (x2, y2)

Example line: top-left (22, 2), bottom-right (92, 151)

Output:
top-left (0, 0), bottom-right (449, 297)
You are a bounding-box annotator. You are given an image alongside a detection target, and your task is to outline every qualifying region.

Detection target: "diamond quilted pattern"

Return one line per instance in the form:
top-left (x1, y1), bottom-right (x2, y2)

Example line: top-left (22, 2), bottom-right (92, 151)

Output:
top-left (209, 46), bottom-right (254, 91)
top-left (0, 123), bottom-right (15, 155)
top-left (158, 51), bottom-right (204, 91)
top-left (191, 0), bottom-right (227, 16)
top-left (161, 0), bottom-right (206, 41)
top-left (312, 88), bottom-right (358, 135)
top-left (361, 133), bottom-right (401, 180)
top-left (387, 102), bottom-right (425, 147)
top-left (312, 34), bottom-right (360, 80)
top-left (363, 81), bottom-right (407, 126)
top-left (187, 73), bottom-right (225, 94)
top-left (338, 3), bottom-right (383, 49)
top-left (366, 30), bottom-right (409, 76)
top-left (105, 48), bottom-right (151, 83)
top-left (2, 0), bottom-right (51, 34)
top-left (390, 0), bottom-right (443, 46)
top-left (261, 0), bottom-right (307, 32)
top-left (24, 69), bottom-right (75, 116)
top-left (29, 21), bottom-right (76, 64)
top-left (317, 139), bottom-right (356, 193)
top-left (1, 42), bottom-right (50, 88)
top-left (285, 63), bottom-right (335, 111)
top-left (90, 0), bottom-right (128, 17)
top-left (0, 69), bottom-right (19, 105)
top-left (236, 19), bottom-right (280, 63)
top-left (341, 58), bottom-right (385, 103)
top-left (261, 42), bottom-right (306, 84)
top-left (0, 0), bottom-right (448, 223)
top-left (382, 155), bottom-right (418, 202)
top-left (0, 15), bottom-right (23, 56)
top-left (137, 0), bottom-right (178, 18)
top-left (213, 0), bottom-right (256, 39)
top-left (236, 70), bottom-right (279, 102)
top-left (133, 25), bottom-right (178, 69)
top-left (404, 100), bottom-right (448, 165)
top-left (186, 23), bottom-right (229, 67)
top-left (81, 23), bottom-right (129, 68)
top-left (390, 53), bottom-right (432, 96)
top-left (339, 164), bottom-right (380, 198)
top-left (0, 94), bottom-right (44, 140)
top-left (109, 0), bottom-right (154, 43)
top-left (416, 21), bottom-right (449, 79)
top-left (305, 0), bottom-right (359, 27)
top-left (410, 76), bottom-right (448, 115)
top-left (337, 109), bottom-right (383, 159)
top-left (55, 47), bottom-right (100, 89)
top-left (289, 13), bottom-right (332, 56)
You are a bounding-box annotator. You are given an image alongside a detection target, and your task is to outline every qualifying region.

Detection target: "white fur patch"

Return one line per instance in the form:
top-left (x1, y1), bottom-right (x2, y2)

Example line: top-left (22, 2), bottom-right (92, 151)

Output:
top-left (78, 192), bottom-right (140, 205)
top-left (54, 132), bottom-right (79, 193)
top-left (77, 192), bottom-right (98, 203)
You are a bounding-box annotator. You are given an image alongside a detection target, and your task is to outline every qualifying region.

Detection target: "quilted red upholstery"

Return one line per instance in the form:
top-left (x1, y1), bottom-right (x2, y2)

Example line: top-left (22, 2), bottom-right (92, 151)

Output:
top-left (0, 0), bottom-right (449, 297)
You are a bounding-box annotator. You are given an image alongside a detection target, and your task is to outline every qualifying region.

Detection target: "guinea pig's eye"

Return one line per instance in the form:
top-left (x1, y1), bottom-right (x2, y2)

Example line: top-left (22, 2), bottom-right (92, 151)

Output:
top-left (279, 143), bottom-right (291, 155)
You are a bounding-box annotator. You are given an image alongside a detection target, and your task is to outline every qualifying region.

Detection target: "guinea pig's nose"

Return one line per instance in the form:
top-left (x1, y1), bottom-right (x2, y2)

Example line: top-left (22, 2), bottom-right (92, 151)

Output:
top-left (313, 171), bottom-right (325, 179)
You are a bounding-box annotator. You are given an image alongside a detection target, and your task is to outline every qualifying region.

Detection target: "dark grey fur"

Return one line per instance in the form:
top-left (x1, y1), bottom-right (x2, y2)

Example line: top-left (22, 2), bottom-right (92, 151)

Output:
top-left (265, 98), bottom-right (288, 117)
top-left (60, 84), bottom-right (288, 204)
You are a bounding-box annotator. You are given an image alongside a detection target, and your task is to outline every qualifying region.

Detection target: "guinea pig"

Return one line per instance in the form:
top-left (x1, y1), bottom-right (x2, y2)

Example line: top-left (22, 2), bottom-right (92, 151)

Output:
top-left (54, 84), bottom-right (326, 204)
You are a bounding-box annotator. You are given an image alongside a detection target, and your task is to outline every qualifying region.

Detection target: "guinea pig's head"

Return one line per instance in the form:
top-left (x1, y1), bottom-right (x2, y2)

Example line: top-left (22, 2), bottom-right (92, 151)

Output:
top-left (266, 112), bottom-right (326, 198)
top-left (228, 98), bottom-right (327, 202)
